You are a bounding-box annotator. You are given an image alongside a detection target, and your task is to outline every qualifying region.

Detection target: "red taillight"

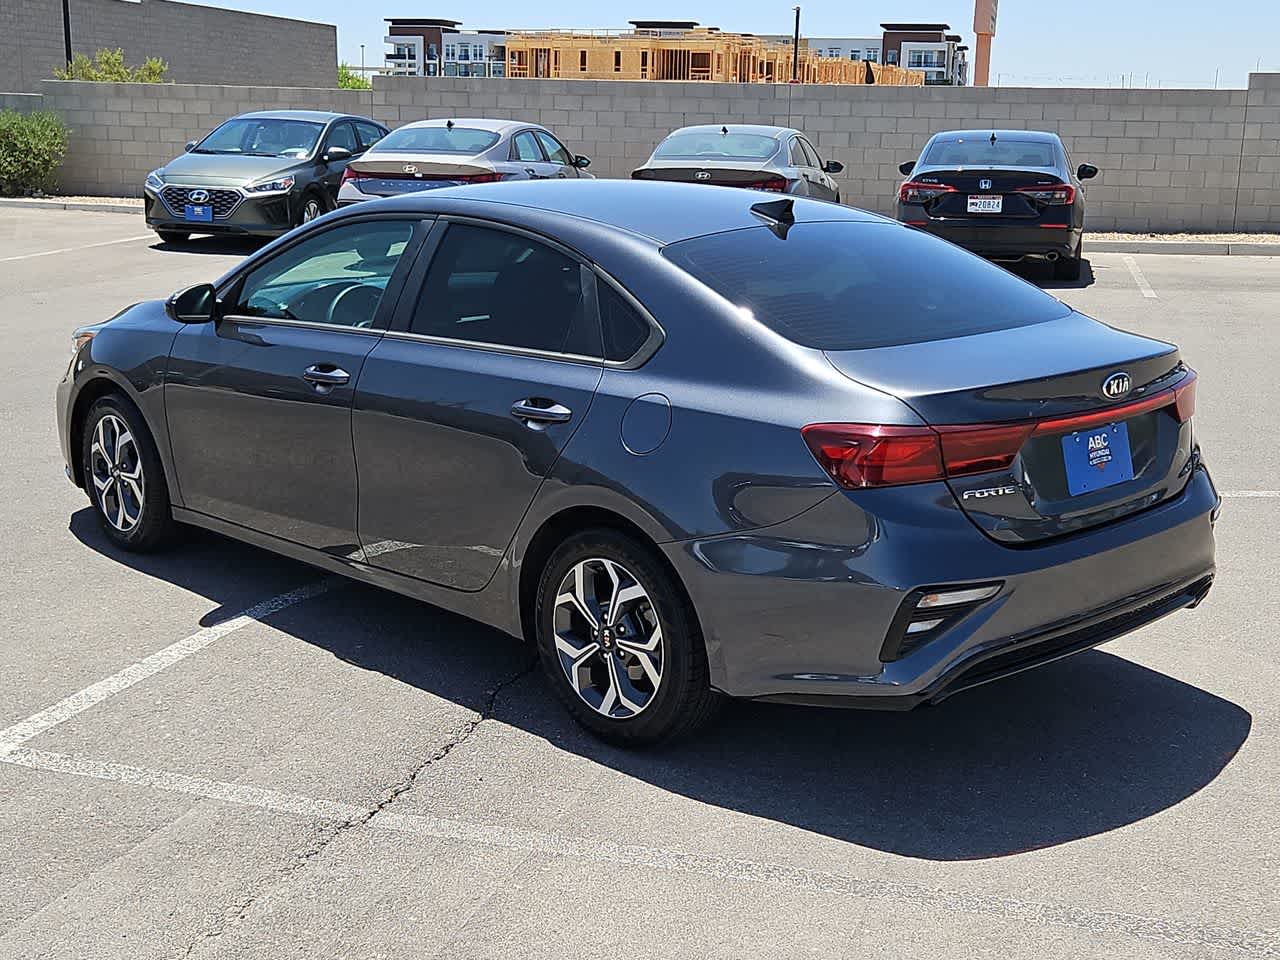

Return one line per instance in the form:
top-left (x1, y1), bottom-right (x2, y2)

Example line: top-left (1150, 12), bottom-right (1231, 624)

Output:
top-left (803, 370), bottom-right (1197, 490)
top-left (899, 181), bottom-right (957, 204)
top-left (749, 176), bottom-right (790, 193)
top-left (1016, 183), bottom-right (1075, 205)
top-left (459, 171), bottom-right (503, 183)
top-left (801, 424), bottom-right (945, 489)
top-left (340, 167), bottom-right (370, 184)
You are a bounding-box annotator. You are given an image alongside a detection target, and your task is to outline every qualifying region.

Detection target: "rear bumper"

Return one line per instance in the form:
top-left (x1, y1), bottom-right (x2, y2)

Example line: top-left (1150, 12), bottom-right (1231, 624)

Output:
top-left (144, 191), bottom-right (295, 238)
top-left (901, 215), bottom-right (1080, 260)
top-left (663, 464), bottom-right (1218, 704)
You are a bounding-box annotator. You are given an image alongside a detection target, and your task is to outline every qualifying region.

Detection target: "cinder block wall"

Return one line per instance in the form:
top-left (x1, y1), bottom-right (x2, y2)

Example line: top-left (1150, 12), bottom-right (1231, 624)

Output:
top-left (21, 74), bottom-right (1280, 232)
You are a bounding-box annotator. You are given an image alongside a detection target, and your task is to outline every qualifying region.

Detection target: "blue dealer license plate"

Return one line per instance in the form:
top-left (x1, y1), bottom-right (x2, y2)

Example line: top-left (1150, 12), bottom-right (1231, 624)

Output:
top-left (1061, 422), bottom-right (1134, 496)
top-left (183, 204), bottom-right (213, 222)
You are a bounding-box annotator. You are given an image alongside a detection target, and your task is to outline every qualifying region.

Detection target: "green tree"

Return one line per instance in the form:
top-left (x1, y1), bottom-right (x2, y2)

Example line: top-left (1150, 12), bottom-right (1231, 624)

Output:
top-left (337, 63), bottom-right (371, 89)
top-left (53, 48), bottom-right (169, 82)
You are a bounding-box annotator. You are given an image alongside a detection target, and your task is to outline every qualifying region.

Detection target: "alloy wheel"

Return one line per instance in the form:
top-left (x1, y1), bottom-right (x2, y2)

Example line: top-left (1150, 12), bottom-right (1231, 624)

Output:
top-left (553, 558), bottom-right (664, 719)
top-left (302, 198), bottom-right (322, 223)
top-left (89, 414), bottom-right (144, 533)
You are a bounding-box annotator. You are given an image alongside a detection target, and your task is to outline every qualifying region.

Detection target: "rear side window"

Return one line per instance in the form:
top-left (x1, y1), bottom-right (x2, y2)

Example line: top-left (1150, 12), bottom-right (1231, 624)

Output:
top-left (923, 137), bottom-right (1058, 168)
top-left (662, 222), bottom-right (1071, 350)
top-left (411, 224), bottom-right (598, 357)
top-left (597, 282), bottom-right (652, 362)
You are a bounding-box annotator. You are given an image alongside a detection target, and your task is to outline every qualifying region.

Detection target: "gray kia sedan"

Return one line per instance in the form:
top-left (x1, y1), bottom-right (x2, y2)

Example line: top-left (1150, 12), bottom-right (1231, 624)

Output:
top-left (59, 181), bottom-right (1217, 745)
top-left (143, 110), bottom-right (388, 241)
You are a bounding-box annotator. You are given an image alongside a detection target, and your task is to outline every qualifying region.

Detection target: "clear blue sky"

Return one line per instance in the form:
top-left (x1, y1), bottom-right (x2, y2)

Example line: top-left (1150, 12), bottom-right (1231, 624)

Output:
top-left (194, 0), bottom-right (1279, 89)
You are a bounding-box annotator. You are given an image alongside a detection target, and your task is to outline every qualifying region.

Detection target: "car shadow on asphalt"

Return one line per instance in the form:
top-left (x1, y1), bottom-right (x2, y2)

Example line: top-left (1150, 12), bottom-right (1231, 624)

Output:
top-left (150, 236), bottom-right (267, 257)
top-left (1011, 257), bottom-right (1097, 291)
top-left (70, 508), bottom-right (1250, 862)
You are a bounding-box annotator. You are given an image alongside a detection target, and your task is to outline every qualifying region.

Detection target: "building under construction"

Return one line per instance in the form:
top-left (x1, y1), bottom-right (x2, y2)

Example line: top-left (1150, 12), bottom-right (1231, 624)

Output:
top-left (505, 21), bottom-right (925, 84)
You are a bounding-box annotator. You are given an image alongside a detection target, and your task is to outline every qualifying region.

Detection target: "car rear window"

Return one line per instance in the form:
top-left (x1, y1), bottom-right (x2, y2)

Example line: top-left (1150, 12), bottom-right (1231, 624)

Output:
top-left (661, 222), bottom-right (1071, 350)
top-left (372, 126), bottom-right (501, 155)
top-left (923, 137), bottom-right (1058, 167)
top-left (653, 132), bottom-right (780, 161)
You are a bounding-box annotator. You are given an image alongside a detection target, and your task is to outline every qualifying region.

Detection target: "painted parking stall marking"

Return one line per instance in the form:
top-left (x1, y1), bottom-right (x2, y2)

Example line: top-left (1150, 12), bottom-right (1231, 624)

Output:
top-left (1122, 255), bottom-right (1158, 299)
top-left (0, 234), bottom-right (154, 263)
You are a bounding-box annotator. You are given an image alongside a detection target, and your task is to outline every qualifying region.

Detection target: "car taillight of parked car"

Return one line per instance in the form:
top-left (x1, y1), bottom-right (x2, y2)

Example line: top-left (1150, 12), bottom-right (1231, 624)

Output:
top-left (1015, 183), bottom-right (1076, 205)
top-left (899, 181), bottom-right (957, 203)
top-left (750, 177), bottom-right (790, 193)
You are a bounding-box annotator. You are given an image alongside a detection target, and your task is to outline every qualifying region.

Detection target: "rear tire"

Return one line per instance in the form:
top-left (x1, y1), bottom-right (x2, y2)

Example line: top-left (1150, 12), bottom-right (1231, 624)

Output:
top-left (156, 229), bottom-right (189, 244)
top-left (1054, 238), bottom-right (1083, 281)
top-left (80, 395), bottom-right (179, 553)
top-left (535, 528), bottom-right (722, 746)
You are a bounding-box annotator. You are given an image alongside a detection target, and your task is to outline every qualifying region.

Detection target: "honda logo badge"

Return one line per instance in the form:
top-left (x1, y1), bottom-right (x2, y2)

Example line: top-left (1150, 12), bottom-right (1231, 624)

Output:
top-left (1102, 372), bottom-right (1132, 400)
top-left (978, 178), bottom-right (993, 191)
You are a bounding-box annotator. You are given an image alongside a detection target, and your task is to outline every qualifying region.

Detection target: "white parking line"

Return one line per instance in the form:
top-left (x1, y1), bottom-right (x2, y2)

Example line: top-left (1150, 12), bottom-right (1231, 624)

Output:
top-left (0, 579), bottom-right (333, 755)
top-left (1220, 490), bottom-right (1280, 498)
top-left (1122, 255), bottom-right (1158, 299)
top-left (0, 234), bottom-right (154, 263)
top-left (0, 747), bottom-right (1272, 956)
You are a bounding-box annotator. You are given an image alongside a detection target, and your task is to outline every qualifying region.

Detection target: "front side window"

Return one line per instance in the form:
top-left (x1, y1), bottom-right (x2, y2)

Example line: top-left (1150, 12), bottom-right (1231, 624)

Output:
top-left (799, 138), bottom-right (822, 168)
top-left (232, 220), bottom-right (414, 328)
top-left (355, 122), bottom-right (385, 150)
top-left (194, 118), bottom-right (324, 159)
top-left (534, 130), bottom-right (573, 165)
top-left (411, 224), bottom-right (596, 357)
top-left (325, 122), bottom-right (358, 154)
top-left (512, 131), bottom-right (544, 162)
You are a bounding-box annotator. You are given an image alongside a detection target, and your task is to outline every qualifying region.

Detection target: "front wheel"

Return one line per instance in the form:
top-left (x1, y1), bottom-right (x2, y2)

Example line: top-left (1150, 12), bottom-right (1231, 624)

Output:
top-left (535, 529), bottom-right (721, 746)
top-left (81, 395), bottom-right (179, 552)
top-left (296, 191), bottom-right (327, 227)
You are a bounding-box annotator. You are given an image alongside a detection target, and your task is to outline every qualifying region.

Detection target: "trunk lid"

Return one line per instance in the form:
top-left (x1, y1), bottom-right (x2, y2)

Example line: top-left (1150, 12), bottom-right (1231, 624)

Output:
top-left (824, 314), bottom-right (1196, 543)
top-left (632, 160), bottom-right (788, 190)
top-left (345, 154), bottom-right (497, 197)
top-left (910, 166), bottom-right (1068, 219)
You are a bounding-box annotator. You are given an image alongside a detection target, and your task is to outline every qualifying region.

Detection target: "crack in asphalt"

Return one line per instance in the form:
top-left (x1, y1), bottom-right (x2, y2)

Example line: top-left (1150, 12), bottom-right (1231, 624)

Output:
top-left (178, 655), bottom-right (539, 958)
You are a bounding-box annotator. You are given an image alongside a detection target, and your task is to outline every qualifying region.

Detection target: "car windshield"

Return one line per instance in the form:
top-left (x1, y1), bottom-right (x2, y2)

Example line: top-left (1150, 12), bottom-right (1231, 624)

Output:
top-left (371, 126), bottom-right (501, 155)
top-left (662, 221), bottom-right (1071, 350)
top-left (923, 137), bottom-right (1058, 167)
top-left (653, 132), bottom-right (780, 161)
top-left (194, 118), bottom-right (325, 158)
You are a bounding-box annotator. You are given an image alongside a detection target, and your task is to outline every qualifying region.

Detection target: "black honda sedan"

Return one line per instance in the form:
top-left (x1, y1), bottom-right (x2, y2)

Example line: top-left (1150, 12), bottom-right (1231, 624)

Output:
top-left (896, 129), bottom-right (1097, 280)
top-left (59, 181), bottom-right (1216, 745)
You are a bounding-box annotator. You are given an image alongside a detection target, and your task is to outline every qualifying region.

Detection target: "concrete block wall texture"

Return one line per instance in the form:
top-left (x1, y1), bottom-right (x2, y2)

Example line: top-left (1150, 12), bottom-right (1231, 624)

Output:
top-left (0, 0), bottom-right (337, 94)
top-left (8, 74), bottom-right (1280, 231)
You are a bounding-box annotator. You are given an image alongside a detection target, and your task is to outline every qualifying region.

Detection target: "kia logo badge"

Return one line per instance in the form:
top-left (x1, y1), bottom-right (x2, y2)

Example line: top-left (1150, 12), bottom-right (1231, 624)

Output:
top-left (978, 178), bottom-right (993, 190)
top-left (1102, 372), bottom-right (1132, 400)
top-left (694, 171), bottom-right (712, 181)
top-left (188, 189), bottom-right (209, 203)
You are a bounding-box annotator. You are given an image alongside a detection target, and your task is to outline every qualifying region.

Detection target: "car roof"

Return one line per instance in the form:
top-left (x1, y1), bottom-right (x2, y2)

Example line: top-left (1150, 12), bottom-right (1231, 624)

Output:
top-left (234, 110), bottom-right (353, 123)
top-left (931, 128), bottom-right (1062, 143)
top-left (393, 117), bottom-right (542, 134)
top-left (664, 124), bottom-right (799, 139)
top-left (362, 179), bottom-right (885, 245)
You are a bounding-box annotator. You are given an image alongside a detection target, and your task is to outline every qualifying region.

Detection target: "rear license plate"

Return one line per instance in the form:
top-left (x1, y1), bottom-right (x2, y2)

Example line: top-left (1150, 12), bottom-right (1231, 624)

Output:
top-left (183, 204), bottom-right (213, 222)
top-left (967, 195), bottom-right (1002, 214)
top-left (1061, 422), bottom-right (1135, 495)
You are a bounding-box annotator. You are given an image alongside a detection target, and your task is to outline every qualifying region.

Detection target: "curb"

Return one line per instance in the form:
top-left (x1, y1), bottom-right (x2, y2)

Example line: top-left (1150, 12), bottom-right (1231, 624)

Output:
top-left (1088, 239), bottom-right (1280, 256)
top-left (0, 198), bottom-right (142, 215)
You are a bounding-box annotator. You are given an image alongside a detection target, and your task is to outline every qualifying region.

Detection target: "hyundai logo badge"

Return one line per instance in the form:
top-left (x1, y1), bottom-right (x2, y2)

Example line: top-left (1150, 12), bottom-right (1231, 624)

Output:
top-left (694, 171), bottom-right (712, 181)
top-left (1102, 372), bottom-right (1132, 400)
top-left (978, 178), bottom-right (993, 191)
top-left (188, 189), bottom-right (209, 203)
top-left (403, 164), bottom-right (418, 175)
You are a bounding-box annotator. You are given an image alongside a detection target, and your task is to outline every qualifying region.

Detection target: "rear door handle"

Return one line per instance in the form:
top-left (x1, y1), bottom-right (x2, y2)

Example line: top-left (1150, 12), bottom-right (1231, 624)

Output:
top-left (511, 398), bottom-right (572, 425)
top-left (303, 364), bottom-right (350, 387)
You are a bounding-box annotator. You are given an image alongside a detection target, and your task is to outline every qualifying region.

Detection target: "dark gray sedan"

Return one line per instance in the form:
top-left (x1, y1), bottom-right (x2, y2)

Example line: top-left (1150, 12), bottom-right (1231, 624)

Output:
top-left (632, 124), bottom-right (843, 201)
top-left (144, 110), bottom-right (389, 242)
top-left (58, 181), bottom-right (1217, 745)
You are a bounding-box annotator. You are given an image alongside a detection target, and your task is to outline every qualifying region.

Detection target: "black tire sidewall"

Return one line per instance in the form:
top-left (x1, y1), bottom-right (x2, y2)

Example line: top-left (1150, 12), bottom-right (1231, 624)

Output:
top-left (81, 395), bottom-right (175, 552)
top-left (534, 529), bottom-right (711, 745)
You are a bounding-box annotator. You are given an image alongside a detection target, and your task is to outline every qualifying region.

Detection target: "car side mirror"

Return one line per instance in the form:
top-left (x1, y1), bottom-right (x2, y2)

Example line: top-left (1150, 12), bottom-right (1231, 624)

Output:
top-left (573, 154), bottom-right (592, 169)
top-left (822, 160), bottom-right (844, 174)
top-left (165, 283), bottom-right (218, 323)
top-left (1077, 163), bottom-right (1099, 180)
top-left (184, 140), bottom-right (197, 152)
top-left (323, 146), bottom-right (352, 163)
top-left (899, 160), bottom-right (916, 176)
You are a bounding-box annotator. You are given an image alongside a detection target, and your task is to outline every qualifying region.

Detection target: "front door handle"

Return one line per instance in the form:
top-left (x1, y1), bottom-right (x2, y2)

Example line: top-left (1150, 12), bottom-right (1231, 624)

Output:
top-left (303, 364), bottom-right (350, 387)
top-left (511, 398), bottom-right (572, 425)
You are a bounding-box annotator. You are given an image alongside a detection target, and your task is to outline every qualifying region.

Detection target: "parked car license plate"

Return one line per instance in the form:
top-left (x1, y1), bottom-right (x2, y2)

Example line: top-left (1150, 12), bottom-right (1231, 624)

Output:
top-left (967, 195), bottom-right (1002, 214)
top-left (1061, 423), bottom-right (1134, 495)
top-left (183, 204), bottom-right (213, 222)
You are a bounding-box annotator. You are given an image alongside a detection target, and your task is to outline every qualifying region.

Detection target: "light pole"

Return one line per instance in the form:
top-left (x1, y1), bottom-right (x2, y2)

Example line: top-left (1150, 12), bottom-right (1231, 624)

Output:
top-left (360, 43), bottom-right (365, 75)
top-left (791, 6), bottom-right (801, 82)
top-left (61, 0), bottom-right (73, 68)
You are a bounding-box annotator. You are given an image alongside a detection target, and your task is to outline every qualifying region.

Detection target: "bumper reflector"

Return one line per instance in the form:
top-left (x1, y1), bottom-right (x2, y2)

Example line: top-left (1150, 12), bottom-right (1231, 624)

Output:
top-left (918, 584), bottom-right (1002, 609)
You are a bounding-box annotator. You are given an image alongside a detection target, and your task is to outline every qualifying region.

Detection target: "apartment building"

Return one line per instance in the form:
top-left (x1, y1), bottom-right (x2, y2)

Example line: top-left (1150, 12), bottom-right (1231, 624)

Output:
top-left (880, 23), bottom-right (968, 85)
top-left (384, 18), bottom-right (507, 77)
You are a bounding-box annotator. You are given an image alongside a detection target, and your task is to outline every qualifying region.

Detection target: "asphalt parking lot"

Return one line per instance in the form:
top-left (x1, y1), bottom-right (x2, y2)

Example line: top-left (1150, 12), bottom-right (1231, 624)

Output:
top-left (1, 206), bottom-right (1277, 959)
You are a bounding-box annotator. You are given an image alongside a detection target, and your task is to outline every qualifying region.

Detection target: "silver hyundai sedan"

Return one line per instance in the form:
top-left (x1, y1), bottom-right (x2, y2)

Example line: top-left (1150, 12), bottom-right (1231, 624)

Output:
top-left (337, 118), bottom-right (593, 205)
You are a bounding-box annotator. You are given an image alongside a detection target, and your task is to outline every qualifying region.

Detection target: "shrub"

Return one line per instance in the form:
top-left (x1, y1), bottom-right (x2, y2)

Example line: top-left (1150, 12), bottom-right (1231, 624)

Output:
top-left (0, 110), bottom-right (69, 196)
top-left (54, 48), bottom-right (169, 82)
top-left (338, 63), bottom-right (371, 90)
